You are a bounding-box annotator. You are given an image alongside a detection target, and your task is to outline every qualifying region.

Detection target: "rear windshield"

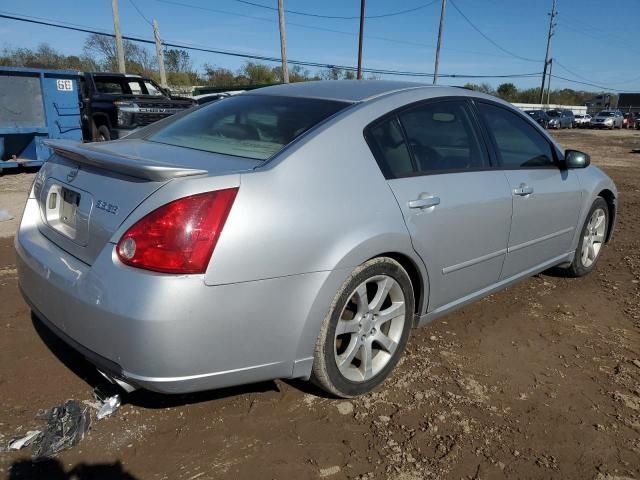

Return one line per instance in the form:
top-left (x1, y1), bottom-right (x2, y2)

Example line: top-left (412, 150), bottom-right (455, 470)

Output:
top-left (547, 110), bottom-right (560, 117)
top-left (148, 95), bottom-right (349, 160)
top-left (598, 111), bottom-right (615, 117)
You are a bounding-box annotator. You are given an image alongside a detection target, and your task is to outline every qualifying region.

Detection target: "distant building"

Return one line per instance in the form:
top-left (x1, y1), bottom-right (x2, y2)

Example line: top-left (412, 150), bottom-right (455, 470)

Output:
top-left (585, 94), bottom-right (612, 114)
top-left (616, 93), bottom-right (640, 114)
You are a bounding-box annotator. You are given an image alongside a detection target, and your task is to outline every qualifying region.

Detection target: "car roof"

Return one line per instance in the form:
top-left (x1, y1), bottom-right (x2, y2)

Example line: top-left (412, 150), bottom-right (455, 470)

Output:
top-left (88, 72), bottom-right (144, 78)
top-left (248, 79), bottom-right (454, 103)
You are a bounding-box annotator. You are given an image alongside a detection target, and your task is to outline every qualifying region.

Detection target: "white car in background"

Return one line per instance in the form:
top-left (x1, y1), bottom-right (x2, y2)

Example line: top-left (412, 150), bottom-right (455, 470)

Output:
top-left (574, 114), bottom-right (591, 128)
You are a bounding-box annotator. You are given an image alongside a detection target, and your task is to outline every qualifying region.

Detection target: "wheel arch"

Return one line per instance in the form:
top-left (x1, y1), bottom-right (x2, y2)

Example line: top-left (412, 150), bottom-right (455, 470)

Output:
top-left (92, 113), bottom-right (112, 130)
top-left (597, 188), bottom-right (616, 243)
top-left (292, 240), bottom-right (430, 380)
top-left (373, 251), bottom-right (426, 325)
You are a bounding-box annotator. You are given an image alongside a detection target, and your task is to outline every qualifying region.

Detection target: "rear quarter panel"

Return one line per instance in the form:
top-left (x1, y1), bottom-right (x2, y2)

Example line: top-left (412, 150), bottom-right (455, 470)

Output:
top-left (202, 92), bottom-right (439, 287)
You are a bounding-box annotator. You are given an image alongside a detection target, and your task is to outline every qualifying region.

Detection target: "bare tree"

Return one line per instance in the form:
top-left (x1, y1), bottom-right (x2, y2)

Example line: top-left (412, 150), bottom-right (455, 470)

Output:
top-left (84, 33), bottom-right (154, 73)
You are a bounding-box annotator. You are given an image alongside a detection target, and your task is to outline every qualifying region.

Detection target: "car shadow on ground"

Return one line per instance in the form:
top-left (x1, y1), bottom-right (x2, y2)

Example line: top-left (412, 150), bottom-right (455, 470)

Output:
top-left (31, 313), bottom-right (285, 409)
top-left (8, 458), bottom-right (137, 480)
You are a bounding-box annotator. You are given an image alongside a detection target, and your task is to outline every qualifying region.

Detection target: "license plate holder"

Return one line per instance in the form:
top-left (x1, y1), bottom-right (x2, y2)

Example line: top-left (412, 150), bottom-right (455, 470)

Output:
top-left (42, 181), bottom-right (91, 245)
top-left (60, 188), bottom-right (80, 228)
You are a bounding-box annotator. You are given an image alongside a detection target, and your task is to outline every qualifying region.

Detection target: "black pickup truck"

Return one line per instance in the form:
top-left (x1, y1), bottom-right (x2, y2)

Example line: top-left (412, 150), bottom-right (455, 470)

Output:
top-left (79, 72), bottom-right (195, 141)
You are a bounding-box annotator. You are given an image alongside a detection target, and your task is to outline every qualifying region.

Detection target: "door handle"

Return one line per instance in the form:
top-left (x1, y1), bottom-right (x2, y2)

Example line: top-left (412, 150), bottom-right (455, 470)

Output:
top-left (408, 195), bottom-right (440, 209)
top-left (513, 183), bottom-right (534, 196)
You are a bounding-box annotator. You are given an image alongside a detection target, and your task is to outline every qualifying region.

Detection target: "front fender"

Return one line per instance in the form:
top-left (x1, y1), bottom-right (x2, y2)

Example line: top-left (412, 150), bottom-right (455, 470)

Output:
top-left (571, 166), bottom-right (618, 251)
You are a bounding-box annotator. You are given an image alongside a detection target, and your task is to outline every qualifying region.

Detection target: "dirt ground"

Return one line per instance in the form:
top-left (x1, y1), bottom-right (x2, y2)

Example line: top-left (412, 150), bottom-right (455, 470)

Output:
top-left (0, 129), bottom-right (639, 480)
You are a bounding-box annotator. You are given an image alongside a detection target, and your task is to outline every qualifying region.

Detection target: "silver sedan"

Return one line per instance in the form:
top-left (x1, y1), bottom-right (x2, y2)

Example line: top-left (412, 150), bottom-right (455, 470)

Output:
top-left (16, 81), bottom-right (617, 398)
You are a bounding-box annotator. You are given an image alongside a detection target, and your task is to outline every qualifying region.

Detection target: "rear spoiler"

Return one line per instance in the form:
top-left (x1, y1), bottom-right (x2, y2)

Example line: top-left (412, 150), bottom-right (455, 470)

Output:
top-left (44, 140), bottom-right (207, 181)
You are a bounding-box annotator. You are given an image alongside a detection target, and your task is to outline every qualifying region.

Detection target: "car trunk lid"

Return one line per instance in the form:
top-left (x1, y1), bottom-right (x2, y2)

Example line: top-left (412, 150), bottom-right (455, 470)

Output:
top-left (35, 139), bottom-right (260, 265)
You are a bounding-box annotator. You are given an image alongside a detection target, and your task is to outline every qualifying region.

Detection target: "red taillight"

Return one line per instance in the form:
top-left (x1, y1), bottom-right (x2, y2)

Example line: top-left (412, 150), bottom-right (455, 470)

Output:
top-left (116, 188), bottom-right (238, 274)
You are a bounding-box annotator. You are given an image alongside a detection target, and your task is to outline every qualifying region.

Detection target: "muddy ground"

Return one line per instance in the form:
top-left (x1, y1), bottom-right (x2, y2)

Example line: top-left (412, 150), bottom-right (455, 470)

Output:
top-left (0, 129), bottom-right (639, 480)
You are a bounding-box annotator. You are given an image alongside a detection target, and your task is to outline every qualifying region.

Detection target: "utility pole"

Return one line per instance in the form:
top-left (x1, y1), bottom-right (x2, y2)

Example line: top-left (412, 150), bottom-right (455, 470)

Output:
top-left (545, 58), bottom-right (553, 105)
top-left (433, 0), bottom-right (447, 85)
top-left (111, 0), bottom-right (126, 73)
top-left (539, 0), bottom-right (557, 104)
top-left (153, 20), bottom-right (168, 88)
top-left (277, 0), bottom-right (289, 83)
top-left (356, 0), bottom-right (365, 80)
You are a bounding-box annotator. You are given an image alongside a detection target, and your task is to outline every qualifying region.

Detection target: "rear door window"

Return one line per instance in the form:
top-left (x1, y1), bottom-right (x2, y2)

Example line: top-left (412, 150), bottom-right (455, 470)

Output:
top-left (477, 102), bottom-right (556, 168)
top-left (398, 100), bottom-right (488, 173)
top-left (148, 95), bottom-right (348, 160)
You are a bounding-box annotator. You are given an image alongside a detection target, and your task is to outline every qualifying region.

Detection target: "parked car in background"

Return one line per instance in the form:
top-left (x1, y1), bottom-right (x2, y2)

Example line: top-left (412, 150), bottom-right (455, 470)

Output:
top-left (546, 109), bottom-right (575, 129)
top-left (80, 72), bottom-right (196, 141)
top-left (16, 81), bottom-right (617, 398)
top-left (524, 109), bottom-right (550, 129)
top-left (590, 110), bottom-right (624, 129)
top-left (634, 113), bottom-right (640, 129)
top-left (623, 113), bottom-right (634, 129)
top-left (194, 92), bottom-right (231, 105)
top-left (574, 114), bottom-right (591, 128)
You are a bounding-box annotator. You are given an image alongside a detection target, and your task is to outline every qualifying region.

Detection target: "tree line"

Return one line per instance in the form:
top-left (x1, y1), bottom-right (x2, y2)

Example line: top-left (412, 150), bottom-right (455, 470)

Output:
top-left (0, 35), bottom-right (369, 89)
top-left (462, 82), bottom-right (609, 107)
top-left (0, 35), bottom-right (606, 104)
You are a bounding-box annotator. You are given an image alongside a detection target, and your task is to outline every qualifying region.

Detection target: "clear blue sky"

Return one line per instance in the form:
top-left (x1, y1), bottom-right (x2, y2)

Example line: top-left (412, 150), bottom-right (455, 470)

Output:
top-left (1, 0), bottom-right (639, 92)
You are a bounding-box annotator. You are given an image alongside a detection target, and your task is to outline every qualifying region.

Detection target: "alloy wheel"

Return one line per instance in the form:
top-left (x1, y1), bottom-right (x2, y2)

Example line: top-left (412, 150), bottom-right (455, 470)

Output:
top-left (581, 208), bottom-right (606, 268)
top-left (333, 275), bottom-right (406, 382)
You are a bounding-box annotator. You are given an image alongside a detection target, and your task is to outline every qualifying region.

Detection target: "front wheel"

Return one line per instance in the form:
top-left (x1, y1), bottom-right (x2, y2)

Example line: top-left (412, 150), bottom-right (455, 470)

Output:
top-left (311, 257), bottom-right (414, 398)
top-left (564, 198), bottom-right (609, 277)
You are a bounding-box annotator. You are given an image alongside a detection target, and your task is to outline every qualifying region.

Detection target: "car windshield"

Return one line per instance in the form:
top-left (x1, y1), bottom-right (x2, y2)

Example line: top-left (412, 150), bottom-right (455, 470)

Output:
top-left (148, 95), bottom-right (349, 160)
top-left (575, 115), bottom-right (584, 118)
top-left (598, 112), bottom-right (615, 117)
top-left (144, 81), bottom-right (164, 96)
top-left (526, 111), bottom-right (541, 117)
top-left (547, 110), bottom-right (561, 117)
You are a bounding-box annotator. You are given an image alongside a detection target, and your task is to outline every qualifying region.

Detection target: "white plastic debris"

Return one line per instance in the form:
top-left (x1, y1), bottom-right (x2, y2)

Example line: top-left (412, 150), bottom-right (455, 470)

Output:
top-left (0, 209), bottom-right (13, 222)
top-left (8, 430), bottom-right (42, 451)
top-left (97, 394), bottom-right (121, 420)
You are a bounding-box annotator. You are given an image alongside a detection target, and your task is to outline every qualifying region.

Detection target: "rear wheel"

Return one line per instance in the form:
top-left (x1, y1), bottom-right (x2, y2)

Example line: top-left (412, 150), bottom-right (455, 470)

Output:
top-left (311, 257), bottom-right (414, 398)
top-left (564, 198), bottom-right (609, 277)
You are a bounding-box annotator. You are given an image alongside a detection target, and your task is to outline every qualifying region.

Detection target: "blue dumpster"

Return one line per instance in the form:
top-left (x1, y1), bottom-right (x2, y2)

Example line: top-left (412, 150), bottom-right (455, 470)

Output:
top-left (0, 67), bottom-right (82, 171)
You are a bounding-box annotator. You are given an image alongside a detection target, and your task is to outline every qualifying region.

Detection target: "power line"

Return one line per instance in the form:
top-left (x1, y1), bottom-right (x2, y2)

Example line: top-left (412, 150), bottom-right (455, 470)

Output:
top-left (448, 0), bottom-right (541, 63)
top-left (554, 60), bottom-right (597, 84)
top-left (153, 0), bottom-right (543, 62)
top-left (128, 0), bottom-right (153, 25)
top-left (230, 0), bottom-right (440, 20)
top-left (555, 60), bottom-right (640, 88)
top-left (549, 73), bottom-right (639, 93)
top-left (0, 11), bottom-right (542, 79)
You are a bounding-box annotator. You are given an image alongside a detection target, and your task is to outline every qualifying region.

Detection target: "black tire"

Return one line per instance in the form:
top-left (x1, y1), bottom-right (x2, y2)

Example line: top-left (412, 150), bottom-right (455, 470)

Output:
top-left (311, 257), bottom-right (415, 398)
top-left (563, 197), bottom-right (609, 278)
top-left (94, 125), bottom-right (111, 142)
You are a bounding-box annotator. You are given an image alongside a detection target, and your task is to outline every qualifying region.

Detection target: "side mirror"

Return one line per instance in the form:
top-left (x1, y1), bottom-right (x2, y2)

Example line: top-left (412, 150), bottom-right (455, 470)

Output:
top-left (564, 149), bottom-right (590, 169)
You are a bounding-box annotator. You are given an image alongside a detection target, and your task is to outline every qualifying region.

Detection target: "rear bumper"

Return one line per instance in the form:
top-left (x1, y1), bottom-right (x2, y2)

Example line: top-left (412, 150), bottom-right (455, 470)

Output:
top-left (16, 198), bottom-right (329, 393)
